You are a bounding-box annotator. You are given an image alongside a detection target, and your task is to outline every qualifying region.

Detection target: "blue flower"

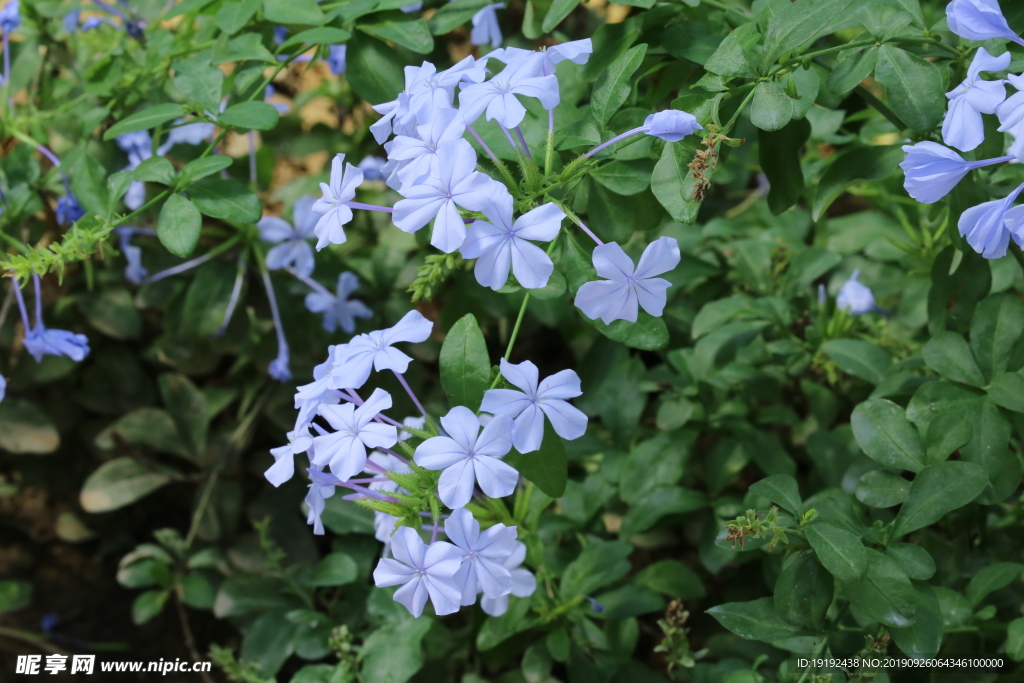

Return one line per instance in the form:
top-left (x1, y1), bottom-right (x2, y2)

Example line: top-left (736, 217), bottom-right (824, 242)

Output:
top-left (311, 388), bottom-right (398, 481)
top-left (836, 270), bottom-right (877, 315)
top-left (388, 108), bottom-right (467, 188)
top-left (62, 9), bottom-right (80, 33)
top-left (269, 347), bottom-right (292, 382)
top-left (480, 359), bottom-right (587, 453)
top-left (480, 541), bottom-right (535, 616)
top-left (470, 3), bottom-right (504, 48)
top-left (947, 0), bottom-right (1024, 45)
top-left (959, 182), bottom-right (1024, 259)
top-left (393, 139), bottom-right (498, 253)
top-left (444, 508), bottom-right (518, 604)
top-left (312, 153), bottom-right (364, 249)
top-left (0, 1), bottom-right (21, 32)
top-left (644, 110), bottom-right (702, 142)
top-left (331, 310), bottom-right (433, 389)
top-left (274, 26), bottom-right (288, 45)
top-left (117, 131), bottom-right (153, 210)
top-left (372, 527), bottom-right (463, 617)
top-left (304, 465), bottom-right (337, 535)
top-left (0, 373), bottom-right (6, 403)
top-left (900, 141), bottom-right (1014, 204)
top-left (25, 326), bottom-right (90, 363)
top-left (55, 194), bottom-right (85, 226)
top-left (460, 195), bottom-right (563, 291)
top-left (118, 228), bottom-right (148, 284)
top-left (327, 44), bottom-right (346, 76)
top-left (81, 17), bottom-right (118, 31)
top-left (414, 408), bottom-right (519, 508)
top-left (459, 57), bottom-right (560, 128)
top-left (304, 272), bottom-right (373, 334)
top-left (265, 429), bottom-right (313, 487)
top-left (575, 237), bottom-right (681, 324)
top-left (356, 156), bottom-right (388, 181)
top-left (943, 47), bottom-right (1010, 152)
top-left (156, 119), bottom-right (215, 156)
top-left (258, 196), bottom-right (318, 277)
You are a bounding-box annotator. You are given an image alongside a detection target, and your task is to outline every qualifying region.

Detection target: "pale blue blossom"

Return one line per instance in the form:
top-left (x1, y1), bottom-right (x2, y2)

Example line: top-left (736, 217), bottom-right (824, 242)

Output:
top-left (959, 182), bottom-right (1024, 258)
top-left (259, 196), bottom-right (318, 277)
top-left (489, 39), bottom-right (592, 76)
top-left (406, 57), bottom-right (488, 126)
top-left (575, 237), bottom-right (681, 324)
top-left (946, 0), bottom-right (1024, 46)
top-left (25, 326), bottom-right (90, 362)
top-left (269, 347), bottom-right (292, 382)
top-left (996, 73), bottom-right (1024, 158)
top-left (460, 194), bottom-right (562, 290)
top-left (357, 156), bottom-right (388, 181)
top-left (388, 108), bottom-right (467, 187)
top-left (157, 119), bottom-right (215, 156)
top-left (118, 228), bottom-right (148, 284)
top-left (459, 57), bottom-right (560, 127)
top-left (117, 131), bottom-right (152, 210)
top-left (900, 141), bottom-right (1014, 204)
top-left (480, 541), bottom-right (536, 616)
top-left (331, 310), bottom-right (433, 389)
top-left (312, 387), bottom-right (398, 481)
top-left (327, 44), bottom-right (346, 76)
top-left (644, 110), bottom-right (702, 142)
top-left (414, 407), bottom-right (519, 508)
top-left (0, 1), bottom-right (20, 32)
top-left (393, 140), bottom-right (497, 252)
top-left (265, 429), bottom-right (313, 487)
top-left (55, 193), bottom-right (85, 226)
top-left (373, 527), bottom-right (463, 617)
top-left (312, 153), bottom-right (364, 250)
top-left (304, 465), bottom-right (337, 535)
top-left (304, 272), bottom-right (373, 333)
top-left (836, 270), bottom-right (877, 315)
top-left (943, 47), bottom-right (1010, 152)
top-left (444, 508), bottom-right (517, 604)
top-left (481, 359), bottom-right (587, 453)
top-left (470, 3), bottom-right (504, 48)
top-left (0, 373), bottom-right (6, 403)
top-left (293, 345), bottom-right (346, 427)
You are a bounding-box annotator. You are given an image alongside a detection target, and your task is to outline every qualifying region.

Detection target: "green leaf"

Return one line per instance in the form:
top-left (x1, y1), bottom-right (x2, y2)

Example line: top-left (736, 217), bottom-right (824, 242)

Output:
top-left (855, 469), bottom-right (910, 508)
top-left (590, 159), bottom-right (654, 196)
top-left (554, 120), bottom-right (601, 150)
top-left (774, 551), bottom-right (833, 631)
top-left (219, 101), bottom-right (280, 131)
top-left (172, 57), bottom-right (224, 112)
top-left (77, 289), bottom-right (141, 340)
top-left (633, 560), bottom-right (706, 600)
top-left (0, 398), bottom-right (61, 454)
top-left (821, 339), bottom-right (892, 384)
top-left (94, 408), bottom-right (191, 460)
top-left (217, 33), bottom-right (276, 64)
top-left (759, 118), bottom-right (810, 215)
top-left (439, 314), bottom-right (490, 411)
top-left (966, 562), bottom-right (1023, 606)
top-left (970, 293), bottom-right (1024, 381)
top-left (591, 44), bottom-right (647, 127)
top-left (542, 0), bottom-right (578, 33)
top-left (620, 487), bottom-right (707, 536)
top-left (750, 81), bottom-right (794, 132)
top-left (586, 313), bottom-right (669, 351)
top-left (282, 26), bottom-right (353, 48)
top-left (1008, 617), bottom-right (1024, 662)
top-left (761, 0), bottom-right (856, 68)
top-left (842, 549), bottom-right (916, 628)
top-left (215, 0), bottom-right (261, 33)
top-left (703, 22), bottom-right (759, 78)
top-left (874, 44), bottom-right (944, 132)
top-left (749, 474), bottom-right (802, 515)
top-left (707, 597), bottom-right (809, 641)
top-left (620, 433), bottom-right (691, 503)
top-left (159, 373), bottom-right (210, 458)
top-left (183, 260), bottom-right (241, 337)
top-left (429, 0), bottom-right (491, 35)
top-left (906, 380), bottom-right (981, 431)
top-left (310, 553), bottom-right (359, 587)
top-left (180, 573), bottom-right (216, 609)
top-left (826, 47), bottom-right (878, 96)
top-left (264, 0), bottom-right (326, 24)
top-left (187, 178), bottom-right (262, 223)
top-left (924, 412), bottom-right (972, 464)
top-left (103, 104), bottom-right (186, 140)
top-left (132, 590), bottom-right (170, 625)
top-left (987, 372), bottom-right (1024, 412)
top-left (804, 522), bottom-right (867, 583)
top-left (888, 583), bottom-right (942, 659)
top-left (923, 331), bottom-right (985, 387)
top-left (886, 543), bottom-right (936, 580)
top-left (812, 145), bottom-right (903, 221)
top-left (70, 154), bottom-right (110, 217)
top-left (133, 156), bottom-right (177, 185)
top-left (178, 156), bottom-right (233, 185)
top-left (851, 399), bottom-right (925, 472)
top-left (652, 137), bottom-right (706, 224)
top-left (560, 539), bottom-right (632, 597)
top-left (157, 194), bottom-right (202, 258)
top-left (214, 575), bottom-right (305, 617)
top-left (360, 619), bottom-right (432, 683)
top-left (80, 458), bottom-right (177, 513)
top-left (347, 33), bottom-right (405, 105)
top-left (360, 17), bottom-right (434, 54)
top-left (959, 397), bottom-right (1018, 501)
top-left (241, 611), bottom-right (298, 676)
top-left (892, 461), bottom-right (988, 537)
top-left (0, 580), bottom-right (32, 613)
top-left (505, 422), bottom-right (568, 498)
top-left (928, 246), bottom-right (991, 335)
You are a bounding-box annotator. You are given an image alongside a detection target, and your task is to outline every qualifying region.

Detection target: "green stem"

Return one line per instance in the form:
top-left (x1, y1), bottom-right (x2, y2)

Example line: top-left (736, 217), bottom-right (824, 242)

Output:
top-left (184, 471), bottom-right (218, 550)
top-left (722, 86), bottom-right (758, 136)
top-left (490, 293), bottom-right (531, 389)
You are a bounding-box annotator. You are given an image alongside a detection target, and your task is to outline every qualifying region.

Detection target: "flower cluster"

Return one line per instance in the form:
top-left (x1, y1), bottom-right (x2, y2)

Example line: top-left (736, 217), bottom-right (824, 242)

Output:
top-left (264, 309), bottom-right (588, 618)
top-left (901, 1), bottom-right (1024, 259)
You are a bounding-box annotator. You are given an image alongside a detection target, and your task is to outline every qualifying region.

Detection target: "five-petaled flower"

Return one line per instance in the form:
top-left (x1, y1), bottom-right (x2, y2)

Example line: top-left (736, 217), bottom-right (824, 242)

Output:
top-left (575, 237), bottom-right (681, 324)
top-left (372, 527), bottom-right (464, 617)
